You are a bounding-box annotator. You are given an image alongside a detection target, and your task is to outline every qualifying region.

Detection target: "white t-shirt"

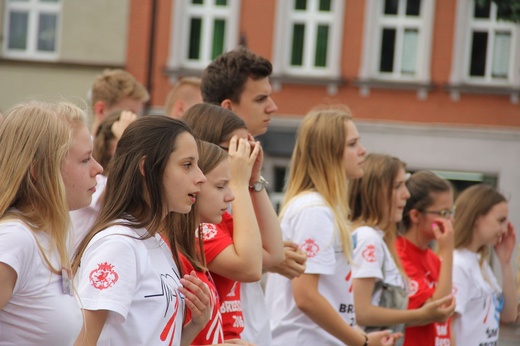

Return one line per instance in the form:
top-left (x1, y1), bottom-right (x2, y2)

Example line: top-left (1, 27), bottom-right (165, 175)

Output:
top-left (266, 192), bottom-right (355, 346)
top-left (351, 225), bottom-right (406, 306)
top-left (75, 223), bottom-right (185, 346)
top-left (70, 174), bottom-right (107, 251)
top-left (0, 220), bottom-right (82, 345)
top-left (240, 281), bottom-right (272, 346)
top-left (452, 248), bottom-right (503, 346)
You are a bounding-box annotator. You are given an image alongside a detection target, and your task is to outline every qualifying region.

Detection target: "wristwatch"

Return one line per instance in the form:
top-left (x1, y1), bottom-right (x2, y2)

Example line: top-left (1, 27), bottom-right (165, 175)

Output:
top-left (249, 177), bottom-right (269, 192)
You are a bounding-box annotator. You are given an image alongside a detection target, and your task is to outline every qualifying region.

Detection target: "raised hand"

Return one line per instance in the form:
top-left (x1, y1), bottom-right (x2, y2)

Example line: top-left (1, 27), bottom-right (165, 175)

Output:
top-left (494, 221), bottom-right (516, 264)
top-left (111, 111), bottom-right (137, 140)
top-left (431, 218), bottom-right (454, 254)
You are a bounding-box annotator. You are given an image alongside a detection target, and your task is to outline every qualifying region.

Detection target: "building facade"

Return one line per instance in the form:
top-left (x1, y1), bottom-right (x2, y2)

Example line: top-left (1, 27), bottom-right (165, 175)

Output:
top-left (0, 0), bottom-right (130, 112)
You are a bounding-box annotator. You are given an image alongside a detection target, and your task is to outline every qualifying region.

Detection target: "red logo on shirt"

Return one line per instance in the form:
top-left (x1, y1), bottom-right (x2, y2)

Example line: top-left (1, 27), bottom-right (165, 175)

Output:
top-left (408, 279), bottom-right (419, 296)
top-left (361, 245), bottom-right (376, 262)
top-left (201, 223), bottom-right (218, 240)
top-left (300, 238), bottom-right (320, 258)
top-left (89, 262), bottom-right (119, 290)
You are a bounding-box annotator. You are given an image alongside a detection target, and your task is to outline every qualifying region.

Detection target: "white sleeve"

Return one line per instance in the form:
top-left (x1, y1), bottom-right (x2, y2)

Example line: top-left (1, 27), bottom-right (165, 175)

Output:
top-left (351, 227), bottom-right (385, 280)
top-left (0, 222), bottom-right (37, 293)
top-left (285, 204), bottom-right (336, 275)
top-left (75, 230), bottom-right (139, 324)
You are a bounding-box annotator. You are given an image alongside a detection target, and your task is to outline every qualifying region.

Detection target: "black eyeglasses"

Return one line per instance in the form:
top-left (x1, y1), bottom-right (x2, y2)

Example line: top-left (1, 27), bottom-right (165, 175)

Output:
top-left (422, 207), bottom-right (455, 219)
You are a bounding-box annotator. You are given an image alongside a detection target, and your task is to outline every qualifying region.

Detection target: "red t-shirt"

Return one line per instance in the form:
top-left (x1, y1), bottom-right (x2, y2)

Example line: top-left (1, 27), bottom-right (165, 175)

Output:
top-left (179, 254), bottom-right (224, 345)
top-left (201, 212), bottom-right (244, 340)
top-left (396, 236), bottom-right (451, 346)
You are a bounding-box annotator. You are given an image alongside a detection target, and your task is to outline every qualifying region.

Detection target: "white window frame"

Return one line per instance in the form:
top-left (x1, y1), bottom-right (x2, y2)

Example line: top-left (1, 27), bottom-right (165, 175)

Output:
top-left (3, 0), bottom-right (62, 60)
top-left (168, 0), bottom-right (240, 71)
top-left (272, 0), bottom-right (345, 78)
top-left (451, 0), bottom-right (520, 88)
top-left (359, 0), bottom-right (435, 83)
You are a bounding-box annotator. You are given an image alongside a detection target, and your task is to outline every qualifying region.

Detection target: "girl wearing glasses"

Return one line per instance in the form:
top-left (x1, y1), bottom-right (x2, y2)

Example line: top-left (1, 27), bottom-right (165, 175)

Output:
top-left (451, 184), bottom-right (517, 345)
top-left (349, 154), bottom-right (455, 346)
top-left (396, 171), bottom-right (455, 345)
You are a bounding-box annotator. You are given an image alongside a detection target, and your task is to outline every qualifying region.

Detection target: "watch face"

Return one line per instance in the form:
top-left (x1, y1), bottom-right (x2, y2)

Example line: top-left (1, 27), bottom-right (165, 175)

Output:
top-left (253, 181), bottom-right (263, 192)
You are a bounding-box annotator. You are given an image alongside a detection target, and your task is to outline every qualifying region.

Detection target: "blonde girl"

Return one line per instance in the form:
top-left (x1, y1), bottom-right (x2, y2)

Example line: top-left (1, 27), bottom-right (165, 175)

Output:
top-left (0, 101), bottom-right (103, 345)
top-left (265, 107), bottom-right (399, 346)
top-left (451, 184), bottom-right (518, 345)
top-left (349, 153), bottom-right (455, 346)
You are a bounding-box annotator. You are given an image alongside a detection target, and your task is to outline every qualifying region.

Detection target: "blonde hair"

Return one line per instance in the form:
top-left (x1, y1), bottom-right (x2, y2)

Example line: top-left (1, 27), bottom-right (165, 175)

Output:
top-left (281, 105), bottom-right (354, 261)
top-left (349, 153), bottom-right (407, 273)
top-left (454, 184), bottom-right (506, 266)
top-left (164, 77), bottom-right (202, 115)
top-left (91, 69), bottom-right (149, 109)
top-left (0, 101), bottom-right (88, 274)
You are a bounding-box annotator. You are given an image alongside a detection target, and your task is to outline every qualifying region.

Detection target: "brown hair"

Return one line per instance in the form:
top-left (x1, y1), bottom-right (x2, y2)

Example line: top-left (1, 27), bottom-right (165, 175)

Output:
top-left (454, 184), bottom-right (506, 265)
top-left (91, 69), bottom-right (149, 109)
top-left (183, 103), bottom-right (247, 145)
top-left (73, 116), bottom-right (193, 273)
top-left (349, 153), bottom-right (407, 272)
top-left (201, 47), bottom-right (272, 105)
top-left (93, 110), bottom-right (122, 169)
top-left (402, 171), bottom-right (453, 231)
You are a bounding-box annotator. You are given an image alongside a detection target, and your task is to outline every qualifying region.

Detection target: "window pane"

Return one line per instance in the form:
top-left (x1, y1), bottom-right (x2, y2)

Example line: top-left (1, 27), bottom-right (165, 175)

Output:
top-left (8, 11), bottom-right (28, 50)
top-left (384, 0), bottom-right (398, 15)
top-left (291, 24), bottom-right (305, 66)
top-left (497, 4), bottom-right (512, 21)
top-left (37, 13), bottom-right (57, 52)
top-left (469, 31), bottom-right (488, 76)
top-left (380, 28), bottom-right (396, 72)
top-left (215, 0), bottom-right (227, 6)
top-left (192, 0), bottom-right (203, 4)
top-left (492, 32), bottom-right (510, 78)
top-left (212, 19), bottom-right (226, 59)
top-left (188, 18), bottom-right (202, 60)
top-left (401, 29), bottom-right (418, 75)
top-left (406, 0), bottom-right (421, 16)
top-left (319, 0), bottom-right (331, 12)
top-left (474, 1), bottom-right (490, 19)
top-left (315, 25), bottom-right (329, 67)
top-left (295, 0), bottom-right (307, 10)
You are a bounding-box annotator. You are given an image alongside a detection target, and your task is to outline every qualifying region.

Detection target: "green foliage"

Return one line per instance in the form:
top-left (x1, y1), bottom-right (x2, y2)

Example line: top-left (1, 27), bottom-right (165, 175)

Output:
top-left (476, 0), bottom-right (520, 22)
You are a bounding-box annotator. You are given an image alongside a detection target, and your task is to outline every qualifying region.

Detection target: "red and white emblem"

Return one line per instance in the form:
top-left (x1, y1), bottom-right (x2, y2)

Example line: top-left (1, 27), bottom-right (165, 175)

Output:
top-left (89, 262), bottom-right (119, 290)
top-left (361, 244), bottom-right (376, 262)
top-left (201, 223), bottom-right (218, 240)
top-left (299, 238), bottom-right (320, 258)
top-left (408, 279), bottom-right (419, 296)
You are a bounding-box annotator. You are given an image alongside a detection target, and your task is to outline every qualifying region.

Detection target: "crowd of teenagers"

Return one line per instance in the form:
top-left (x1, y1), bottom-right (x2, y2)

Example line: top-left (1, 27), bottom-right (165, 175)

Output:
top-left (0, 47), bottom-right (518, 346)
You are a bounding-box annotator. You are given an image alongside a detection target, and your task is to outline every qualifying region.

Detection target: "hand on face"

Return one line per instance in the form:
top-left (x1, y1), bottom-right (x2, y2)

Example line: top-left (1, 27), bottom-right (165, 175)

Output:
top-left (494, 221), bottom-right (516, 264)
top-left (227, 135), bottom-right (260, 188)
top-left (247, 133), bottom-right (264, 184)
top-left (431, 218), bottom-right (454, 253)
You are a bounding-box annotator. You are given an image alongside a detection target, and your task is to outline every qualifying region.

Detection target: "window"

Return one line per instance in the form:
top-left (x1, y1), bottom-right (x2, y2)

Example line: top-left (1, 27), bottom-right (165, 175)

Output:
top-left (3, 0), bottom-right (61, 60)
top-left (168, 0), bottom-right (240, 71)
top-left (273, 0), bottom-right (345, 78)
top-left (360, 0), bottom-right (435, 83)
top-left (466, 1), bottom-right (518, 83)
top-left (449, 0), bottom-right (520, 102)
top-left (358, 0), bottom-right (435, 100)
